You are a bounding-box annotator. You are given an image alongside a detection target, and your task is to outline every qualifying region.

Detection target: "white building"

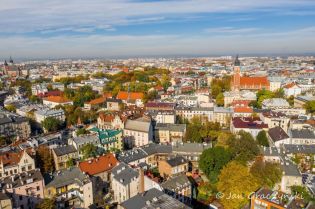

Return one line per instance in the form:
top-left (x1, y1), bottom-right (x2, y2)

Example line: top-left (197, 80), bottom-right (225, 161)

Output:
top-left (123, 117), bottom-right (153, 147)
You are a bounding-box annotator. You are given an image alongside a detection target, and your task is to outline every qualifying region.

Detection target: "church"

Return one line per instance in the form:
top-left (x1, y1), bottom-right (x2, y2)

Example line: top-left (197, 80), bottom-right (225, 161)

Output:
top-left (231, 56), bottom-right (270, 91)
top-left (2, 57), bottom-right (22, 78)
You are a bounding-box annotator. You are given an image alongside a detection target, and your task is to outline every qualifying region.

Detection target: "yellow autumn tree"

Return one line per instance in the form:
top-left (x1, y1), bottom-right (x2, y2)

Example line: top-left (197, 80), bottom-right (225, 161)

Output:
top-left (217, 161), bottom-right (260, 209)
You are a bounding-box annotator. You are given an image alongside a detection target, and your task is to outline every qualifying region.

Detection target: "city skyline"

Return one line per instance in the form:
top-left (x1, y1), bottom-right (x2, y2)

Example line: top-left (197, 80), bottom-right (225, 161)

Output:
top-left (1, 0), bottom-right (315, 59)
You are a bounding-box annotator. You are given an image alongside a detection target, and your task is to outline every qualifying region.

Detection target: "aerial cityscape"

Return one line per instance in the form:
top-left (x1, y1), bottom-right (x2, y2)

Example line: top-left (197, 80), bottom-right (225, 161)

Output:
top-left (1, 1), bottom-right (315, 209)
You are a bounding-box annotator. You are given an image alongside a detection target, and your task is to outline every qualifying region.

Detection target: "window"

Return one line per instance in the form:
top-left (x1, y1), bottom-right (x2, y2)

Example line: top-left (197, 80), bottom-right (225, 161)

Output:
top-left (37, 186), bottom-right (40, 191)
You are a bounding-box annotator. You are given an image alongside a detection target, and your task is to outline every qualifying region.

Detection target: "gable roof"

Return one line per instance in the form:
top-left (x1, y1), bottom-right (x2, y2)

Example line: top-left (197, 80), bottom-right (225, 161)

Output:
top-left (0, 150), bottom-right (26, 167)
top-left (240, 76), bottom-right (270, 86)
top-left (232, 117), bottom-right (268, 129)
top-left (79, 153), bottom-right (118, 175)
top-left (268, 126), bottom-right (289, 142)
top-left (117, 91), bottom-right (144, 100)
top-left (43, 96), bottom-right (72, 103)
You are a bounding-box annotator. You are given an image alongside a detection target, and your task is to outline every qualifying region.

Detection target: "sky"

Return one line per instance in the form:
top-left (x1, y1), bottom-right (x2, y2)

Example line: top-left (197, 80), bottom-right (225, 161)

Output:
top-left (1, 0), bottom-right (315, 59)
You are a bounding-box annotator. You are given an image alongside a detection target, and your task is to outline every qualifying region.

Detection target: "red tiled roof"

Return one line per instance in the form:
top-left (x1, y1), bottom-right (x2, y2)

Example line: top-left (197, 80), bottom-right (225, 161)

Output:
top-left (283, 82), bottom-right (298, 89)
top-left (234, 107), bottom-right (253, 113)
top-left (99, 112), bottom-right (115, 122)
top-left (0, 151), bottom-right (24, 167)
top-left (117, 91), bottom-right (144, 100)
top-left (232, 117), bottom-right (268, 129)
top-left (87, 97), bottom-right (106, 105)
top-left (240, 77), bottom-right (270, 87)
top-left (79, 154), bottom-right (118, 175)
top-left (43, 96), bottom-right (72, 103)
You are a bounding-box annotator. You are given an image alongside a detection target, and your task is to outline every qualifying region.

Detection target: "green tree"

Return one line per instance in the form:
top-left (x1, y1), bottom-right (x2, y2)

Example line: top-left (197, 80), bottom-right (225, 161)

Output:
top-left (66, 157), bottom-right (75, 167)
top-left (287, 95), bottom-right (294, 107)
top-left (256, 130), bottom-right (269, 147)
top-left (228, 131), bottom-right (260, 163)
top-left (304, 101), bottom-right (315, 114)
top-left (161, 74), bottom-right (171, 90)
top-left (211, 84), bottom-right (222, 98)
top-left (254, 89), bottom-right (275, 108)
top-left (76, 128), bottom-right (90, 136)
top-left (217, 161), bottom-right (260, 209)
top-left (199, 146), bottom-right (232, 183)
top-left (250, 158), bottom-right (282, 188)
top-left (81, 143), bottom-right (97, 159)
top-left (36, 146), bottom-right (55, 173)
top-left (5, 104), bottom-right (16, 112)
top-left (35, 198), bottom-right (56, 209)
top-left (291, 185), bottom-right (315, 203)
top-left (41, 117), bottom-right (63, 132)
top-left (215, 93), bottom-right (224, 107)
top-left (274, 88), bottom-right (285, 98)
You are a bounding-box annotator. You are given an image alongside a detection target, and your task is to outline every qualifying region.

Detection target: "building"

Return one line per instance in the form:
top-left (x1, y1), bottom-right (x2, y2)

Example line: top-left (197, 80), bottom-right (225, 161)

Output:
top-left (145, 102), bottom-right (176, 111)
top-left (161, 174), bottom-right (192, 204)
top-left (84, 96), bottom-right (107, 110)
top-left (283, 83), bottom-right (302, 97)
top-left (267, 127), bottom-right (290, 148)
top-left (111, 162), bottom-right (140, 204)
top-left (31, 83), bottom-right (48, 96)
top-left (172, 142), bottom-right (212, 169)
top-left (68, 134), bottom-right (100, 154)
top-left (260, 111), bottom-right (290, 132)
top-left (231, 56), bottom-right (270, 91)
top-left (44, 167), bottom-right (93, 209)
top-left (262, 98), bottom-right (290, 110)
top-left (120, 188), bottom-right (192, 209)
top-left (0, 193), bottom-right (12, 209)
top-left (155, 123), bottom-right (186, 143)
top-left (213, 106), bottom-right (233, 126)
top-left (90, 127), bottom-right (123, 151)
top-left (2, 58), bottom-right (22, 78)
top-left (268, 77), bottom-right (283, 92)
top-left (79, 153), bottom-right (118, 181)
top-left (2, 169), bottom-right (44, 209)
top-left (294, 95), bottom-right (315, 108)
top-left (97, 112), bottom-right (125, 130)
top-left (34, 108), bottom-right (65, 123)
top-left (106, 98), bottom-right (122, 111)
top-left (123, 117), bottom-right (153, 147)
top-left (250, 188), bottom-right (312, 209)
top-left (43, 96), bottom-right (73, 108)
top-left (149, 110), bottom-right (176, 124)
top-left (230, 117), bottom-right (268, 138)
top-left (289, 128), bottom-right (315, 145)
top-left (52, 145), bottom-right (78, 170)
top-left (117, 91), bottom-right (144, 107)
top-left (0, 111), bottom-right (31, 139)
top-left (175, 107), bottom-right (214, 122)
top-left (0, 151), bottom-right (35, 179)
top-left (158, 156), bottom-right (188, 179)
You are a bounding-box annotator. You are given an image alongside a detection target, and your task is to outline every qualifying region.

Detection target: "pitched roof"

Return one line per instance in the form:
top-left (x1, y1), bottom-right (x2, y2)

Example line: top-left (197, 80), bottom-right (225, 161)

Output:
top-left (43, 95), bottom-right (72, 103)
top-left (111, 162), bottom-right (139, 185)
top-left (232, 117), bottom-right (268, 129)
top-left (234, 107), bottom-right (253, 113)
top-left (268, 127), bottom-right (289, 142)
top-left (283, 82), bottom-right (299, 89)
top-left (53, 145), bottom-right (77, 156)
top-left (240, 76), bottom-right (270, 86)
top-left (0, 151), bottom-right (25, 167)
top-left (117, 91), bottom-right (144, 100)
top-left (87, 97), bottom-right (106, 105)
top-left (79, 153), bottom-right (118, 175)
top-left (166, 156), bottom-right (188, 167)
top-left (124, 117), bottom-right (151, 132)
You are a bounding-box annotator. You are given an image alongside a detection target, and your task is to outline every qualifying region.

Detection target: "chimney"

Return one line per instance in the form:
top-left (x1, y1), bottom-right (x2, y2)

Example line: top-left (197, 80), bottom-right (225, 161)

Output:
top-left (139, 168), bottom-right (145, 193)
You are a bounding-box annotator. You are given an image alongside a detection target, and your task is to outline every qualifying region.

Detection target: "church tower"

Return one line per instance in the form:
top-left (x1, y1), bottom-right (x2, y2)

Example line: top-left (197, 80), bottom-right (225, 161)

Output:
top-left (233, 55), bottom-right (241, 91)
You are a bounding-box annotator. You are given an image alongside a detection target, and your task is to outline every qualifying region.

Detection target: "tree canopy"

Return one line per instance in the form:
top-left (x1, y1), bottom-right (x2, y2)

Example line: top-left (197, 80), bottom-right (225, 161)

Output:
top-left (81, 143), bottom-right (98, 160)
top-left (41, 117), bottom-right (63, 132)
top-left (304, 101), bottom-right (315, 114)
top-left (256, 130), bottom-right (269, 147)
top-left (228, 131), bottom-right (260, 163)
top-left (199, 146), bottom-right (232, 183)
top-left (36, 146), bottom-right (55, 173)
top-left (250, 158), bottom-right (282, 188)
top-left (217, 161), bottom-right (260, 209)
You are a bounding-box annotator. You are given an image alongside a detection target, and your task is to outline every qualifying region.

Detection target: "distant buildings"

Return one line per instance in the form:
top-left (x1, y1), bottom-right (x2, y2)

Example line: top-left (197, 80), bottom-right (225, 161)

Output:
top-left (43, 96), bottom-right (73, 108)
top-left (0, 111), bottom-right (31, 139)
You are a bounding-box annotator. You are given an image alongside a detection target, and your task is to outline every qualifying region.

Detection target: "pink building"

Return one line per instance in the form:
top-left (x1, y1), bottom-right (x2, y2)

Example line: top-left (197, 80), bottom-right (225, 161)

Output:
top-left (2, 169), bottom-right (45, 209)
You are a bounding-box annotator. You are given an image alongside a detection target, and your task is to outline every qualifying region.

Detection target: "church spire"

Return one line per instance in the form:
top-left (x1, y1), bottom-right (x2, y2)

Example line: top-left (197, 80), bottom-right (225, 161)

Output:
top-left (234, 55), bottom-right (240, 66)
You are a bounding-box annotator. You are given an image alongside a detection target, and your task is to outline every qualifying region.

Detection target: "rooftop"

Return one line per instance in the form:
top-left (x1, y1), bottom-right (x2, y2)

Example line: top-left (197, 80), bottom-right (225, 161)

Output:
top-left (79, 153), bottom-right (118, 175)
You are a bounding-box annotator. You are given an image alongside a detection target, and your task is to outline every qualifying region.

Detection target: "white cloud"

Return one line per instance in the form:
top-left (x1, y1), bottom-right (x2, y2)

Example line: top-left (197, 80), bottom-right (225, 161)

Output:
top-left (204, 27), bottom-right (259, 34)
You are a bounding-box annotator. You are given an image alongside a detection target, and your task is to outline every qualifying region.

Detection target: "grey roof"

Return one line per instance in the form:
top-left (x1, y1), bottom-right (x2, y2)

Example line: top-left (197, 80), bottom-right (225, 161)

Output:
top-left (296, 95), bottom-right (315, 102)
top-left (284, 144), bottom-right (315, 155)
top-left (141, 143), bottom-right (172, 155)
top-left (72, 134), bottom-right (100, 146)
top-left (281, 157), bottom-right (301, 177)
top-left (0, 111), bottom-right (28, 125)
top-left (268, 127), bottom-right (289, 142)
top-left (53, 145), bottom-right (77, 156)
top-left (124, 118), bottom-right (151, 132)
top-left (44, 167), bottom-right (89, 188)
top-left (2, 169), bottom-right (43, 188)
top-left (262, 146), bottom-right (280, 157)
top-left (111, 162), bottom-right (139, 186)
top-left (155, 123), bottom-right (186, 132)
top-left (161, 174), bottom-right (191, 192)
top-left (291, 129), bottom-right (315, 139)
top-left (166, 156), bottom-right (188, 167)
top-left (0, 192), bottom-right (10, 201)
top-left (121, 188), bottom-right (191, 209)
top-left (35, 108), bottom-right (64, 116)
top-left (117, 148), bottom-right (148, 164)
top-left (172, 142), bottom-right (211, 154)
top-left (214, 106), bottom-right (233, 113)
